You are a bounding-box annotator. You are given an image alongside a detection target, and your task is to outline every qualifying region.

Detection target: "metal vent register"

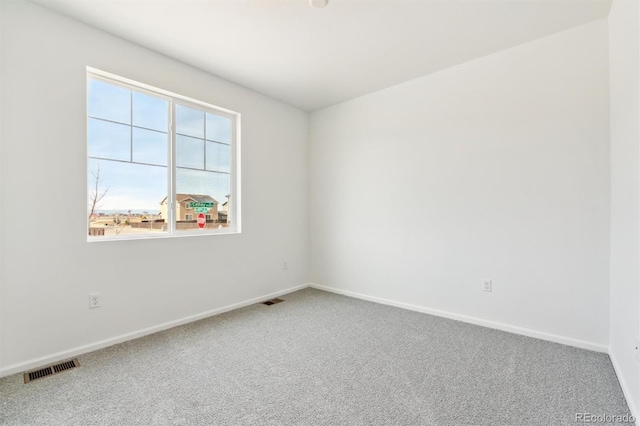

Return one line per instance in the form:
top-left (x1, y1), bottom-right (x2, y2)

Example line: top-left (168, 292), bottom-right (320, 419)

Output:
top-left (24, 358), bottom-right (80, 384)
top-left (262, 298), bottom-right (284, 306)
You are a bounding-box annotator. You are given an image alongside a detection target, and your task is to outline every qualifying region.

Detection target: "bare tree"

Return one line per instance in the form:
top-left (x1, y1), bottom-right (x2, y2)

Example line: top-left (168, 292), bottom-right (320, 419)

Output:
top-left (88, 163), bottom-right (110, 232)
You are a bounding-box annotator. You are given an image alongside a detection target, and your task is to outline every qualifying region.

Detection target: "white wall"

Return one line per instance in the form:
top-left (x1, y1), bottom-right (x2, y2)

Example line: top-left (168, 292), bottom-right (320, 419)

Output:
top-left (609, 0), bottom-right (640, 416)
top-left (310, 20), bottom-right (611, 349)
top-left (0, 0), bottom-right (309, 372)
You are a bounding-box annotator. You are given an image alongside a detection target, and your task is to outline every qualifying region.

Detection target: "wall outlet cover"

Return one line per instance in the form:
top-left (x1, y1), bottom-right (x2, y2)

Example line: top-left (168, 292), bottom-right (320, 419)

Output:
top-left (89, 293), bottom-right (101, 309)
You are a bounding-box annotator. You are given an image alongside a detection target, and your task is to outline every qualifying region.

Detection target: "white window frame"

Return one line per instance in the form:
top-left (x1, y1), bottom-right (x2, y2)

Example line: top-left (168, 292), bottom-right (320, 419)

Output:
top-left (86, 67), bottom-right (241, 241)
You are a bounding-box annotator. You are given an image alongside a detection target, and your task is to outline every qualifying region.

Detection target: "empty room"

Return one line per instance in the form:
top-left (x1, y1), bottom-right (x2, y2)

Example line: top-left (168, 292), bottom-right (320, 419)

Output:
top-left (0, 0), bottom-right (638, 424)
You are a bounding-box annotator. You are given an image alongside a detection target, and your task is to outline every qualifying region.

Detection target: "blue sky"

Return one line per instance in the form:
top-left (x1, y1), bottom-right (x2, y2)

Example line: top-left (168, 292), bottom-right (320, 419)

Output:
top-left (87, 79), bottom-right (231, 213)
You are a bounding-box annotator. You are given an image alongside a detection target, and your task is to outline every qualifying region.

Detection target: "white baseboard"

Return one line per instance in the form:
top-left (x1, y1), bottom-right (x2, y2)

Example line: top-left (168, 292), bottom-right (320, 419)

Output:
top-left (0, 283), bottom-right (309, 379)
top-left (4, 282), bottom-right (633, 417)
top-left (310, 283), bottom-right (640, 417)
top-left (0, 281), bottom-right (612, 373)
top-left (609, 349), bottom-right (639, 424)
top-left (309, 283), bottom-right (608, 353)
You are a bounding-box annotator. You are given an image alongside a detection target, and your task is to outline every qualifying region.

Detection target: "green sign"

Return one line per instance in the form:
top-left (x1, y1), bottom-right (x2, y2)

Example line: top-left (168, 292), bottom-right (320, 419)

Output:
top-left (194, 207), bottom-right (209, 213)
top-left (189, 202), bottom-right (215, 208)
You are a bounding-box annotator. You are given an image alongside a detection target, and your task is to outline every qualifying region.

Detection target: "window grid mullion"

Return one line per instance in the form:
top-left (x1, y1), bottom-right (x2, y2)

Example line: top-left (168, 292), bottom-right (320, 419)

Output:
top-left (89, 116), bottom-right (168, 135)
top-left (87, 156), bottom-right (167, 169)
top-left (175, 166), bottom-right (230, 175)
top-left (130, 91), bottom-right (133, 162)
top-left (169, 100), bottom-right (176, 235)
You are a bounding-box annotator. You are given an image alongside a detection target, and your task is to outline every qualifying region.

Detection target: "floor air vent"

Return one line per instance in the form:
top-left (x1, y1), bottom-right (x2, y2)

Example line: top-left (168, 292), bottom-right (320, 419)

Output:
top-left (263, 298), bottom-right (284, 306)
top-left (24, 358), bottom-right (80, 384)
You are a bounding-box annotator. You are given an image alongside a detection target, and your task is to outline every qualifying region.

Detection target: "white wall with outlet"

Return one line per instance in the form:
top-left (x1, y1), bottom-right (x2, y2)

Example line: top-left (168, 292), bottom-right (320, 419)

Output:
top-left (608, 0), bottom-right (640, 415)
top-left (310, 20), bottom-right (610, 348)
top-left (0, 0), bottom-right (309, 371)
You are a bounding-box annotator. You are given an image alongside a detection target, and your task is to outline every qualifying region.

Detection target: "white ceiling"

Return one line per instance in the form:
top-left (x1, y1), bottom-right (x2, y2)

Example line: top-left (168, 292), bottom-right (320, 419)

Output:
top-left (28, 0), bottom-right (612, 111)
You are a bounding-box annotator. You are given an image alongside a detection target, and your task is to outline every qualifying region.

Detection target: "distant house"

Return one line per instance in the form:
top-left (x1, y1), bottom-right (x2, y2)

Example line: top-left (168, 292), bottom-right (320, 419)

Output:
top-left (220, 194), bottom-right (230, 213)
top-left (159, 194), bottom-right (219, 222)
top-left (219, 194), bottom-right (230, 223)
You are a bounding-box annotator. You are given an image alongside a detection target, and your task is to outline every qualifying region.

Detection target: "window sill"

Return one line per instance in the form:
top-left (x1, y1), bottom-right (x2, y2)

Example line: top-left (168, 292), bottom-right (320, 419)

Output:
top-left (87, 228), bottom-right (241, 243)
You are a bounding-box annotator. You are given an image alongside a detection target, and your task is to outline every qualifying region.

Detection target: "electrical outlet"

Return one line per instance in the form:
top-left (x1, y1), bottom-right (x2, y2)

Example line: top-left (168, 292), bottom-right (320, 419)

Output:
top-left (283, 260), bottom-right (289, 270)
top-left (482, 279), bottom-right (492, 292)
top-left (89, 293), bottom-right (101, 309)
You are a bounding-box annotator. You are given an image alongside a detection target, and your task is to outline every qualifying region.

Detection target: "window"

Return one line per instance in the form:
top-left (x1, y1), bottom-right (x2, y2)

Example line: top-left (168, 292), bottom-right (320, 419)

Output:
top-left (87, 68), bottom-right (240, 240)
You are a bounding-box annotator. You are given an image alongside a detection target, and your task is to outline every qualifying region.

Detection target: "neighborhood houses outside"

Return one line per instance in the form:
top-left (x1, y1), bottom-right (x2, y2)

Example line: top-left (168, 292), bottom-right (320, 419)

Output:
top-left (89, 194), bottom-right (230, 236)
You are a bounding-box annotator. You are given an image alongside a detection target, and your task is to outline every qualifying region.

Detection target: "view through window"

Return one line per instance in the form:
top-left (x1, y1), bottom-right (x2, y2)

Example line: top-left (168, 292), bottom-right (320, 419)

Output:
top-left (87, 71), bottom-right (238, 239)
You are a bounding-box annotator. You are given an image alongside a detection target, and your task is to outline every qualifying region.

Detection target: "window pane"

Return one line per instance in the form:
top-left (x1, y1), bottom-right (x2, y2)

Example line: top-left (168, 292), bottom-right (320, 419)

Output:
top-left (176, 105), bottom-right (204, 138)
top-left (88, 79), bottom-right (131, 124)
top-left (206, 142), bottom-right (230, 173)
top-left (176, 168), bottom-right (230, 231)
top-left (133, 128), bottom-right (167, 166)
top-left (88, 118), bottom-right (130, 161)
top-left (133, 92), bottom-right (168, 131)
top-left (176, 134), bottom-right (204, 169)
top-left (87, 73), bottom-right (238, 239)
top-left (88, 159), bottom-right (168, 236)
top-left (206, 113), bottom-right (231, 144)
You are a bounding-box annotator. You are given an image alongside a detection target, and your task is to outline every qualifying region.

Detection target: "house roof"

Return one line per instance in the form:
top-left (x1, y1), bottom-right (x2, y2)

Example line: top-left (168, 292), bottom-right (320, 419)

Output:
top-left (160, 194), bottom-right (219, 205)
